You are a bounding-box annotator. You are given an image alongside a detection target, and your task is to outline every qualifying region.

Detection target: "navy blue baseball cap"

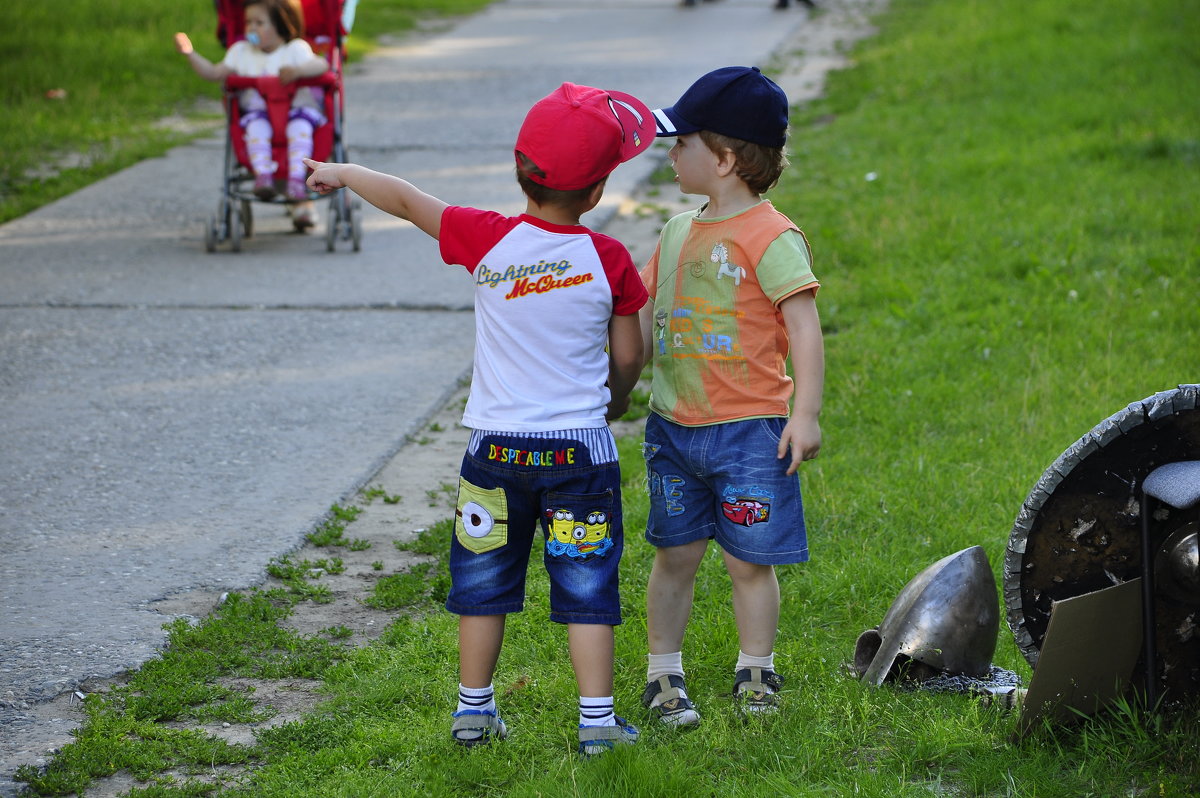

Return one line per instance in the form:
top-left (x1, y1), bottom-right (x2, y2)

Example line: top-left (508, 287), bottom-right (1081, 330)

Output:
top-left (652, 66), bottom-right (789, 148)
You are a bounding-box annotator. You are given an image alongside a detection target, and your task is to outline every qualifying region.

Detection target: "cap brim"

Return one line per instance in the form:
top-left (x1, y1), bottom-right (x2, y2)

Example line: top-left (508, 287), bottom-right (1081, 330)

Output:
top-left (652, 106), bottom-right (701, 138)
top-left (605, 89), bottom-right (658, 163)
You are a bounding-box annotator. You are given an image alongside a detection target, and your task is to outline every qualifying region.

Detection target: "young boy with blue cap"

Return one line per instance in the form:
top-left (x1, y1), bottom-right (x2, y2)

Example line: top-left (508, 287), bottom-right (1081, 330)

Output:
top-left (638, 66), bottom-right (825, 726)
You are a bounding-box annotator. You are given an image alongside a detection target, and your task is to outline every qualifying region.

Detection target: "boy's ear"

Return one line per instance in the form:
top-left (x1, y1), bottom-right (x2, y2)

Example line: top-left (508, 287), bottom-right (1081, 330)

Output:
top-left (586, 178), bottom-right (607, 211)
top-left (714, 148), bottom-right (738, 177)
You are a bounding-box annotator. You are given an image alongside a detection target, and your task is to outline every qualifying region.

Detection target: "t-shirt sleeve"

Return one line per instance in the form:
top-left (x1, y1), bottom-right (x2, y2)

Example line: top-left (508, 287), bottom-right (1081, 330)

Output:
top-left (757, 229), bottom-right (819, 304)
top-left (438, 206), bottom-right (511, 272)
top-left (591, 233), bottom-right (649, 316)
top-left (640, 241), bottom-right (662, 300)
top-left (284, 38), bottom-right (317, 65)
top-left (222, 41), bottom-right (248, 71)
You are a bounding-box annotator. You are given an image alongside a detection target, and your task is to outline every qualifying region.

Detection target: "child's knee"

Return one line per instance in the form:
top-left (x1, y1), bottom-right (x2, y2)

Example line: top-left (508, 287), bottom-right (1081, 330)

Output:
top-left (724, 555), bottom-right (774, 584)
top-left (654, 540), bottom-right (706, 575)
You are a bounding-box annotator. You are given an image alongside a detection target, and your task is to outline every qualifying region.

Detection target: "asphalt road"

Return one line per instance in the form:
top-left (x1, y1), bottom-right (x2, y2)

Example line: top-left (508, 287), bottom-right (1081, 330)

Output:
top-left (0, 0), bottom-right (870, 782)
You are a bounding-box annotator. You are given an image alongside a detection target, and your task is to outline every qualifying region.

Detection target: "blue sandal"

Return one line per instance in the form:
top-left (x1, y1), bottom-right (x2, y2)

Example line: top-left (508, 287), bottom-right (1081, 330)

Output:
top-left (451, 709), bottom-right (507, 747)
top-left (577, 716), bottom-right (639, 756)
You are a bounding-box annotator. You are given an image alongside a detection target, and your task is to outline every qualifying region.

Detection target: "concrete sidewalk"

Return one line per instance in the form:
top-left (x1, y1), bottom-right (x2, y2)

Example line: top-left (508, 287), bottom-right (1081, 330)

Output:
top-left (0, 0), bottom-right (881, 789)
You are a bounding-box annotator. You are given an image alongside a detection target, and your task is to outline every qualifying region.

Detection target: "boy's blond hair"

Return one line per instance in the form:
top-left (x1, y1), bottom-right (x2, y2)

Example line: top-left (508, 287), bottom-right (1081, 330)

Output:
top-left (698, 130), bottom-right (788, 195)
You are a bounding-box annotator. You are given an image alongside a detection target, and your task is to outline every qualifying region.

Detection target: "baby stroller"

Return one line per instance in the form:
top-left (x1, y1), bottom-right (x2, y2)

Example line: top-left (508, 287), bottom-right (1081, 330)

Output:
top-left (204, 0), bottom-right (361, 252)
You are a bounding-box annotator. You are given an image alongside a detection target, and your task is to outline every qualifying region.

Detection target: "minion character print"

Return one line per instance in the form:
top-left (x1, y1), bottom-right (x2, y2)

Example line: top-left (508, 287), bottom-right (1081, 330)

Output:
top-left (579, 510), bottom-right (611, 556)
top-left (545, 507), bottom-right (613, 559)
top-left (455, 477), bottom-right (508, 554)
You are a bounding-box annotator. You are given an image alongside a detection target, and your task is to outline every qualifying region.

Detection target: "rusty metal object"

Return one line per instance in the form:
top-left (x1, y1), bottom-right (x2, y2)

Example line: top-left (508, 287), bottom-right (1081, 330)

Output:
top-left (1003, 384), bottom-right (1200, 704)
top-left (855, 545), bottom-right (999, 685)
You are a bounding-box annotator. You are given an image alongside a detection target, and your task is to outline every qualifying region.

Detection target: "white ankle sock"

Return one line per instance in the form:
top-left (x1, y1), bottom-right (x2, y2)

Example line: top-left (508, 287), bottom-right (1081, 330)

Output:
top-left (647, 651), bottom-right (685, 684)
top-left (736, 651), bottom-right (775, 672)
top-left (457, 683), bottom-right (496, 715)
top-left (579, 695), bottom-right (616, 727)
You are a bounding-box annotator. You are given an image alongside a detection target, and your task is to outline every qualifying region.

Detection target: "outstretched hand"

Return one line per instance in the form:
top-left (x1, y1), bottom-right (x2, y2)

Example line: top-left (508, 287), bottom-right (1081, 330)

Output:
top-left (174, 32), bottom-right (194, 55)
top-left (303, 158), bottom-right (343, 194)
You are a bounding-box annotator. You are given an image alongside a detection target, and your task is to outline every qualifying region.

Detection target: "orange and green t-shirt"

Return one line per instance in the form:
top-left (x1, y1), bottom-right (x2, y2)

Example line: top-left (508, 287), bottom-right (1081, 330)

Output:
top-left (640, 200), bottom-right (818, 426)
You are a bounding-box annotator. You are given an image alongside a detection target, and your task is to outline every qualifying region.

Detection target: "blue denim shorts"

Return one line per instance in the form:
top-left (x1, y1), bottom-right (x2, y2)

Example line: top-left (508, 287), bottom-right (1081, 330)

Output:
top-left (642, 412), bottom-right (809, 565)
top-left (445, 430), bottom-right (625, 625)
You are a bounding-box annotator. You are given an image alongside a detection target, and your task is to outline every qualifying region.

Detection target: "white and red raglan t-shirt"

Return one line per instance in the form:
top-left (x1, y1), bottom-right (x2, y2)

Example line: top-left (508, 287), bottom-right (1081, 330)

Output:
top-left (439, 207), bottom-right (649, 433)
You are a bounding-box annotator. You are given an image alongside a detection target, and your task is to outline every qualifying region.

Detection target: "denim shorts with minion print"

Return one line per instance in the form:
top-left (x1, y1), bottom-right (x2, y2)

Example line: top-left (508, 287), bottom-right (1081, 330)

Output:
top-left (445, 428), bottom-right (625, 626)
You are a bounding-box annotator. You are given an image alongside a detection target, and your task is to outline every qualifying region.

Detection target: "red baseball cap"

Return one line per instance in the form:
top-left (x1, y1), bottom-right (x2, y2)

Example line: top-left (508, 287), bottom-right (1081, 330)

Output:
top-left (515, 83), bottom-right (656, 191)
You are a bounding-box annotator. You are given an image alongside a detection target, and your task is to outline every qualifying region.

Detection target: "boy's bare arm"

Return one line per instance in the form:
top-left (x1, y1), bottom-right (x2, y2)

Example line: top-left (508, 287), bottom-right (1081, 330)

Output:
top-left (605, 311), bottom-right (645, 422)
top-left (637, 300), bottom-right (655, 369)
top-left (304, 160), bottom-right (447, 239)
top-left (778, 289), bottom-right (824, 475)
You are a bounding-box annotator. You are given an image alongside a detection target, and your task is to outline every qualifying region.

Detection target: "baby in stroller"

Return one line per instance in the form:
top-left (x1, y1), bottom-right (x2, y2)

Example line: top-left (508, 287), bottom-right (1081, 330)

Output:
top-left (175, 0), bottom-right (327, 229)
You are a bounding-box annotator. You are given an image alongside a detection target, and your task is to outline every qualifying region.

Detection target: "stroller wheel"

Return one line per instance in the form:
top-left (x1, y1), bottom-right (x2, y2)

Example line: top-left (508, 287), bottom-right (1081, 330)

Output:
top-left (205, 214), bottom-right (218, 253)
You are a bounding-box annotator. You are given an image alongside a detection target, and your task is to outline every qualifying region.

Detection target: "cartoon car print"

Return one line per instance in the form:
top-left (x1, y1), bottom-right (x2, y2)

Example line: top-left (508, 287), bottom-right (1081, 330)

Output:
top-left (722, 498), bottom-right (769, 527)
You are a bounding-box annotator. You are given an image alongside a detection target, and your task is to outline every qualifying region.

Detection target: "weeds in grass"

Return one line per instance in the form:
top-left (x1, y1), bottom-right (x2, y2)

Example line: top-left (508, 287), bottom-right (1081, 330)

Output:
top-left (424, 481), bottom-right (456, 506)
top-left (14, 699), bottom-right (256, 795)
top-left (329, 504), bottom-right (361, 523)
top-left (360, 486), bottom-right (388, 502)
top-left (265, 554), bottom-right (347, 603)
top-left (306, 504), bottom-right (370, 551)
top-left (380, 520), bottom-right (453, 606)
top-left (395, 518), bottom-right (451, 558)
top-left (365, 562), bottom-right (437, 609)
top-left (15, 592), bottom-right (349, 794)
top-left (305, 517), bottom-right (346, 547)
top-left (361, 485), bottom-right (402, 505)
top-left (125, 780), bottom-right (227, 798)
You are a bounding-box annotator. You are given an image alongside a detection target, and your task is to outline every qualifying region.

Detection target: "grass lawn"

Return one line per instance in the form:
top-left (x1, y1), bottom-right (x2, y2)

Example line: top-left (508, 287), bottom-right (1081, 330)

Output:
top-left (12, 0), bottom-right (1200, 795)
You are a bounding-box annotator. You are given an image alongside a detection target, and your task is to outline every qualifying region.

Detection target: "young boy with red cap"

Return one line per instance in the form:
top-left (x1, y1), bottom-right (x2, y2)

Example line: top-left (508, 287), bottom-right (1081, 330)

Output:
top-left (637, 66), bottom-right (825, 726)
top-left (305, 82), bottom-right (654, 755)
